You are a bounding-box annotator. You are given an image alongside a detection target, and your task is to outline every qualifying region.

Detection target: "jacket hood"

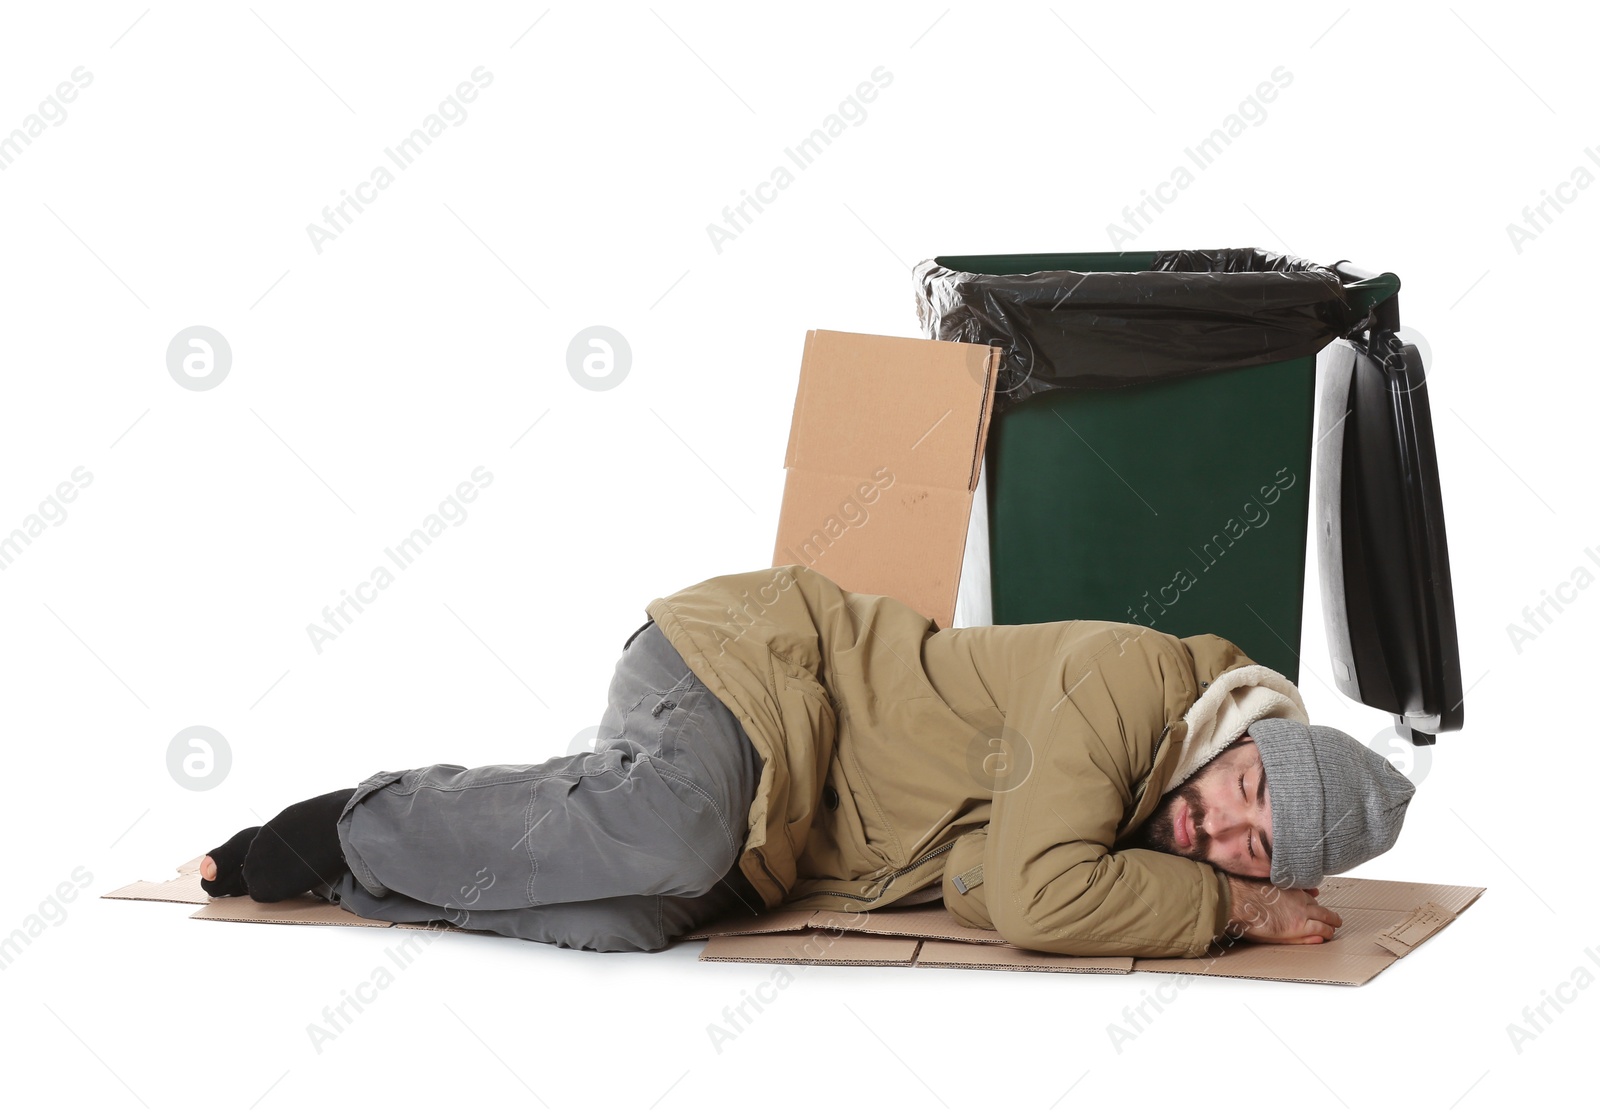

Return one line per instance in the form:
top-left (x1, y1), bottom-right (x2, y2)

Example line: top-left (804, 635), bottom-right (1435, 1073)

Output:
top-left (1162, 663), bottom-right (1310, 794)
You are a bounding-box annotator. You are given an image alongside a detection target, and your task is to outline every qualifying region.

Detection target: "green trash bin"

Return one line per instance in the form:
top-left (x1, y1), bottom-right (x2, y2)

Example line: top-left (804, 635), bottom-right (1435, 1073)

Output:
top-left (914, 249), bottom-right (1399, 687)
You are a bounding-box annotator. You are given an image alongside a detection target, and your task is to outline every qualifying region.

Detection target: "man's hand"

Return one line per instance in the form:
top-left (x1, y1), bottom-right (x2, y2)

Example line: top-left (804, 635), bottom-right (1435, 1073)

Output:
top-left (1223, 874), bottom-right (1343, 945)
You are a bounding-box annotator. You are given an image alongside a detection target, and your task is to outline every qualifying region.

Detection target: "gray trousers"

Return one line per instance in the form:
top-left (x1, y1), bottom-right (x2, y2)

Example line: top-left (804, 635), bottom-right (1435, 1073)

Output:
top-left (314, 618), bottom-right (768, 951)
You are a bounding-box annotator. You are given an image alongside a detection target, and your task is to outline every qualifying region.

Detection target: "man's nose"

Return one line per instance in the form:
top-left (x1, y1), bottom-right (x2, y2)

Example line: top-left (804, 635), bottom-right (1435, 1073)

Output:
top-left (1204, 801), bottom-right (1242, 834)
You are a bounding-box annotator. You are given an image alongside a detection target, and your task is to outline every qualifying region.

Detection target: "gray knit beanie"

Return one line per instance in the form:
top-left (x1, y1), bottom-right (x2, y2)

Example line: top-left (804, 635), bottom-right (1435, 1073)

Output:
top-left (1248, 718), bottom-right (1416, 888)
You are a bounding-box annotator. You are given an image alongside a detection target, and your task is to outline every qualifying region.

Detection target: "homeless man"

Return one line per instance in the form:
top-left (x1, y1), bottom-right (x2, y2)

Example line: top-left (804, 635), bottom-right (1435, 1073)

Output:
top-left (195, 563), bottom-right (1414, 955)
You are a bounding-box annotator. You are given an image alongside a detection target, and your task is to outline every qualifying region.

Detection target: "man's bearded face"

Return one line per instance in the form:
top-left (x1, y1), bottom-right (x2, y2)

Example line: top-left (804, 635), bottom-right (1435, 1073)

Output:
top-left (1127, 735), bottom-right (1275, 879)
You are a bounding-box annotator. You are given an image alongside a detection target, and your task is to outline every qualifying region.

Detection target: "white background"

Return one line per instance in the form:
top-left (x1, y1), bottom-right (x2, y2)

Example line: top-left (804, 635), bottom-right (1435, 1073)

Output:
top-left (1, 2), bottom-right (1595, 1113)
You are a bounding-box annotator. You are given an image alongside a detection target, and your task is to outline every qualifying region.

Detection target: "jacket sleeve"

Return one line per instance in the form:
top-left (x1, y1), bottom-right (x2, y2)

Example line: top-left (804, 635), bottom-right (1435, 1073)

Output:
top-left (985, 675), bottom-right (1234, 959)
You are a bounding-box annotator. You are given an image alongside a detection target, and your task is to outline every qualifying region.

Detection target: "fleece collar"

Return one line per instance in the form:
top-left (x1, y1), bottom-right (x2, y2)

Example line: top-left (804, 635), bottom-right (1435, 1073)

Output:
top-left (1162, 663), bottom-right (1310, 794)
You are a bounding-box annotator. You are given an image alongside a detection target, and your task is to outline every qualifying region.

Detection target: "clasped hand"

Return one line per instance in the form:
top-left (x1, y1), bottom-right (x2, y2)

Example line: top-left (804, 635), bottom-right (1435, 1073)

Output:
top-left (1224, 875), bottom-right (1343, 945)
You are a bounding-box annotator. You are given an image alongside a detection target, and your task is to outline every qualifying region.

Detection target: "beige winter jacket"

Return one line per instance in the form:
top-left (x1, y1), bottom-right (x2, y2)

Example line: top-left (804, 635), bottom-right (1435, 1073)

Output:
top-left (646, 563), bottom-right (1307, 958)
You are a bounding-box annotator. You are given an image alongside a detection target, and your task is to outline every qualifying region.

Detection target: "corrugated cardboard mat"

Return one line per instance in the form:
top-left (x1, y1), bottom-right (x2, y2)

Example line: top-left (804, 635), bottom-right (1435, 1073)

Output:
top-left (106, 863), bottom-right (1483, 986)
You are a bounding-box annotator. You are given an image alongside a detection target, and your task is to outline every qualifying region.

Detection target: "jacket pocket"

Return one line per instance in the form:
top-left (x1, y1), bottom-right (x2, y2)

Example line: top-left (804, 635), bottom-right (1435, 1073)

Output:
top-left (940, 827), bottom-right (993, 930)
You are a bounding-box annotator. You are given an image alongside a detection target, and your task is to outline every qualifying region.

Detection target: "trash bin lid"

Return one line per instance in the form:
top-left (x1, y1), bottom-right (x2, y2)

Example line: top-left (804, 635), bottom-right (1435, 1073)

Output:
top-left (1316, 324), bottom-right (1464, 744)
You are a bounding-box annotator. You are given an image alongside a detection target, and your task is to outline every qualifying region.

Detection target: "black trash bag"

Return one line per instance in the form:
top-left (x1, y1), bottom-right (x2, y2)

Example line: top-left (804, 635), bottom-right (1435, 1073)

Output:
top-left (914, 248), bottom-right (1378, 415)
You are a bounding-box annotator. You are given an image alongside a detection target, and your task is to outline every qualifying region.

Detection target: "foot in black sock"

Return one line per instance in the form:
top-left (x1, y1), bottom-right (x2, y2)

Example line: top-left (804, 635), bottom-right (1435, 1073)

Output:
top-left (199, 825), bottom-right (260, 898)
top-left (240, 788), bottom-right (358, 903)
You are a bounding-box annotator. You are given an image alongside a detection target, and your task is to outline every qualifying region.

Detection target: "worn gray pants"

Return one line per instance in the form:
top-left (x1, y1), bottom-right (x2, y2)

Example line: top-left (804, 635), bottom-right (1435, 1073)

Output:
top-left (314, 618), bottom-right (767, 951)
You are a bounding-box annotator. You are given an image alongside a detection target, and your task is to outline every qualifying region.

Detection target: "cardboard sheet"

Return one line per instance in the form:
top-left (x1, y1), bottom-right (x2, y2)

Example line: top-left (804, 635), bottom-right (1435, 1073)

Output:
top-left (683, 875), bottom-right (1485, 986)
top-left (105, 870), bottom-right (1483, 986)
top-left (772, 328), bottom-right (1000, 631)
top-left (104, 870), bottom-right (471, 934)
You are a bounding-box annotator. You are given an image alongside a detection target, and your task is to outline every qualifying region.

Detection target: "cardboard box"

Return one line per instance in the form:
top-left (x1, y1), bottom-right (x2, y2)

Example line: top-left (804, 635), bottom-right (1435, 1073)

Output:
top-left (771, 329), bottom-right (1000, 631)
top-left (104, 869), bottom-right (1483, 986)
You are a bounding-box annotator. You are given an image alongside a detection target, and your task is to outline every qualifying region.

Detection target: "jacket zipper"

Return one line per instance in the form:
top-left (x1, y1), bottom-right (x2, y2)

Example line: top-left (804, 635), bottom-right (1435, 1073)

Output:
top-left (784, 836), bottom-right (960, 906)
top-left (750, 846), bottom-right (786, 898)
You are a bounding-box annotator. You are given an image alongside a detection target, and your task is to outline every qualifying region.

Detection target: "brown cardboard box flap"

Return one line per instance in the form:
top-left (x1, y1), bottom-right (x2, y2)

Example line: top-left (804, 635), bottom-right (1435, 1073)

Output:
top-left (780, 329), bottom-right (997, 491)
top-left (772, 329), bottom-right (1000, 630)
top-left (1373, 901), bottom-right (1458, 957)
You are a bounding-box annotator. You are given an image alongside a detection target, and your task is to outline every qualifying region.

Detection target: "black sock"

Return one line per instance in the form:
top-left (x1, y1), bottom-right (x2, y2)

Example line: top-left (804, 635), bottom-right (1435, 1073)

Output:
top-left (240, 788), bottom-right (358, 903)
top-left (200, 825), bottom-right (261, 898)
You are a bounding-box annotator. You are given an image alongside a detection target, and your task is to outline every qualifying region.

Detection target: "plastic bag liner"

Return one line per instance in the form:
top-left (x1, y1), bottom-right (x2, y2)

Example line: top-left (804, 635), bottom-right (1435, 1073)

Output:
top-left (914, 247), bottom-right (1387, 416)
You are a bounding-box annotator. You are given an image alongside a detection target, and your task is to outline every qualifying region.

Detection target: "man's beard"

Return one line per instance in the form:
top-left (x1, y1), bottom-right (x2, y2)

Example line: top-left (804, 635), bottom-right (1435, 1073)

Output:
top-left (1129, 781), bottom-right (1209, 862)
